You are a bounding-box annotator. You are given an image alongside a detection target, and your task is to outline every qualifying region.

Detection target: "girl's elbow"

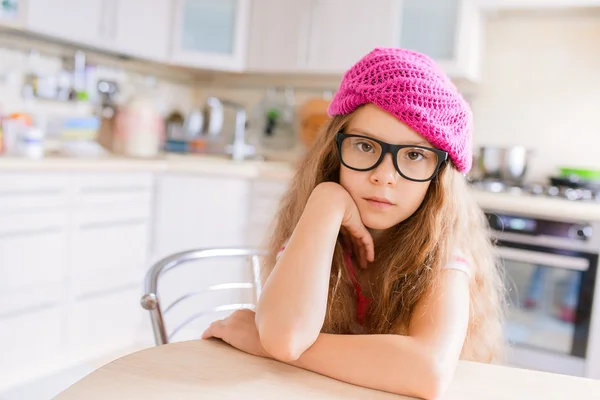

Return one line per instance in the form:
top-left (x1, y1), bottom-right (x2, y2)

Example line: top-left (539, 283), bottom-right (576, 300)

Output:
top-left (415, 354), bottom-right (455, 400)
top-left (257, 324), bottom-right (309, 362)
top-left (258, 328), bottom-right (309, 362)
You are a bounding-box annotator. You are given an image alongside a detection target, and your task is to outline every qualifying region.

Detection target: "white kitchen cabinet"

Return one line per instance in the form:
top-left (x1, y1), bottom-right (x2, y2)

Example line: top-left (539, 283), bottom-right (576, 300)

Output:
top-left (246, 178), bottom-right (289, 247)
top-left (0, 210), bottom-right (68, 314)
top-left (26, 0), bottom-right (171, 61)
top-left (0, 171), bottom-right (154, 391)
top-left (152, 173), bottom-right (251, 260)
top-left (398, 0), bottom-right (485, 82)
top-left (0, 0), bottom-right (25, 28)
top-left (111, 0), bottom-right (172, 61)
top-left (246, 0), bottom-right (311, 73)
top-left (67, 286), bottom-right (144, 359)
top-left (151, 173), bottom-right (254, 341)
top-left (170, 0), bottom-right (252, 71)
top-left (246, 0), bottom-right (398, 74)
top-left (26, 0), bottom-right (108, 49)
top-left (306, 0), bottom-right (399, 74)
top-left (0, 305), bottom-right (63, 381)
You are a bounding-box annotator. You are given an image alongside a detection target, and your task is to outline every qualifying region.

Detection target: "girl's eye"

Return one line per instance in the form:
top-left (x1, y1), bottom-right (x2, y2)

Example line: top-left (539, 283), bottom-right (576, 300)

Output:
top-left (356, 142), bottom-right (373, 152)
top-left (407, 151), bottom-right (424, 161)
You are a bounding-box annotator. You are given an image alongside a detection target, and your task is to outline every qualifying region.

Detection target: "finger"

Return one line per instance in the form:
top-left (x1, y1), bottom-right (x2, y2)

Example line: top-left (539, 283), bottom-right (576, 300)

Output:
top-left (205, 320), bottom-right (225, 340)
top-left (360, 232), bottom-right (375, 263)
top-left (201, 322), bottom-right (216, 339)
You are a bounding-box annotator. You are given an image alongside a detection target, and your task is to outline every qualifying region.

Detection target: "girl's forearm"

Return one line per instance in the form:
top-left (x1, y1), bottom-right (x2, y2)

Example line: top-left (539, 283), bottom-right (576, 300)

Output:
top-left (288, 333), bottom-right (451, 400)
top-left (255, 185), bottom-right (345, 361)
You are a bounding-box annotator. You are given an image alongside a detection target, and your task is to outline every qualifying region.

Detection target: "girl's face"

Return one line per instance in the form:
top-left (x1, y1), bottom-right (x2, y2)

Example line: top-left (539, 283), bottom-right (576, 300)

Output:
top-left (339, 104), bottom-right (436, 232)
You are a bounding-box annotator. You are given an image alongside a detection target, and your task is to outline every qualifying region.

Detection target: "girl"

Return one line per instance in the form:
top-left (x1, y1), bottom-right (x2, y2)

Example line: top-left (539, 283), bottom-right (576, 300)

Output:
top-left (202, 47), bottom-right (506, 400)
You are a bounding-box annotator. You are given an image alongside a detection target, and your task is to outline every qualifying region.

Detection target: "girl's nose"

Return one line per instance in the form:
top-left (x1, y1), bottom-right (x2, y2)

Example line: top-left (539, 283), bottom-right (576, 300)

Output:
top-left (370, 153), bottom-right (398, 186)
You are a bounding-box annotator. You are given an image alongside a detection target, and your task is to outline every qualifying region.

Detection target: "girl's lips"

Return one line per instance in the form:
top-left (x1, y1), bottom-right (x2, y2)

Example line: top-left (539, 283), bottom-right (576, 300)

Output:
top-left (364, 197), bottom-right (394, 209)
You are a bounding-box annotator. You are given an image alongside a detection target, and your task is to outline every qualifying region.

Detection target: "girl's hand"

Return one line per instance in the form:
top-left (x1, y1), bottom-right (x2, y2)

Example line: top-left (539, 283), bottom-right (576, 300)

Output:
top-left (202, 309), bottom-right (270, 358)
top-left (314, 182), bottom-right (374, 268)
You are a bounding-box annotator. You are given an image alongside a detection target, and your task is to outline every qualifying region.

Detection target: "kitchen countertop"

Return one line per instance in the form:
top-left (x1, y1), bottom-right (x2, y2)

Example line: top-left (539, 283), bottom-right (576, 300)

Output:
top-left (0, 153), bottom-right (297, 180)
top-left (55, 338), bottom-right (600, 399)
top-left (471, 188), bottom-right (600, 222)
top-left (2, 154), bottom-right (600, 221)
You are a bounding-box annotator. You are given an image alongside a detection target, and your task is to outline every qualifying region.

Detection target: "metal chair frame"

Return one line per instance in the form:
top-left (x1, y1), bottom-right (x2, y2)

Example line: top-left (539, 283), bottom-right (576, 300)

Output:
top-left (140, 247), bottom-right (266, 346)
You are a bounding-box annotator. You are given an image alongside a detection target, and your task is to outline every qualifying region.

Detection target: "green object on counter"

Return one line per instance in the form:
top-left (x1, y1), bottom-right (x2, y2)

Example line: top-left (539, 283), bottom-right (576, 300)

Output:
top-left (559, 167), bottom-right (600, 181)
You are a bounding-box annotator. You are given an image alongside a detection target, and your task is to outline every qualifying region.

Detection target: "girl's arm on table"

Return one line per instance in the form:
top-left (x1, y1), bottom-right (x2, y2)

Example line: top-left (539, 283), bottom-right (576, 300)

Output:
top-left (284, 270), bottom-right (470, 400)
top-left (255, 182), bottom-right (374, 360)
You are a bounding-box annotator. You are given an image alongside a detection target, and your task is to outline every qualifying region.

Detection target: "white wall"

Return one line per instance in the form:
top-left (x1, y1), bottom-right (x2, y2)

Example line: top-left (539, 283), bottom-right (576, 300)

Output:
top-left (471, 9), bottom-right (600, 181)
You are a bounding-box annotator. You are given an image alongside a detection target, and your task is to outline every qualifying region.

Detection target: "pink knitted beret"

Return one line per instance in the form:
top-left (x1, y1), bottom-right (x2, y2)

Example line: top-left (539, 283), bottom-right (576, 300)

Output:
top-left (329, 47), bottom-right (473, 173)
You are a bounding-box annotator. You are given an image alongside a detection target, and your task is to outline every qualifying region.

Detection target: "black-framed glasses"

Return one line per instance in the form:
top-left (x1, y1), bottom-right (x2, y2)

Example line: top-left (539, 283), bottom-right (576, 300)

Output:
top-left (335, 132), bottom-right (448, 182)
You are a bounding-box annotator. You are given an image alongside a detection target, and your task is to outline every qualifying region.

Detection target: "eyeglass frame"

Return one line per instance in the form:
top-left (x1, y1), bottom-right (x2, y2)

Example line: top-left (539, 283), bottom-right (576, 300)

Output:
top-left (335, 131), bottom-right (449, 183)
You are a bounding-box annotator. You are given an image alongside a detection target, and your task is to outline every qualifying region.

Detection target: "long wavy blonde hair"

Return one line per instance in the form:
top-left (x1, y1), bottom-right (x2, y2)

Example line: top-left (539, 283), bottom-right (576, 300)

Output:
top-left (262, 110), bottom-right (507, 363)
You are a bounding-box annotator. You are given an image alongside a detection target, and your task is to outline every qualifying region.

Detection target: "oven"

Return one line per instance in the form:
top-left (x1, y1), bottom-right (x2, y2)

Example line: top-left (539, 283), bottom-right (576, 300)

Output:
top-left (485, 211), bottom-right (600, 377)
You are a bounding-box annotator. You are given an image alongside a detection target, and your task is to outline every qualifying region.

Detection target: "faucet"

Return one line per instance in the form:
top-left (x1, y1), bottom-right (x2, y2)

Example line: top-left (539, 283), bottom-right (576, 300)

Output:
top-left (205, 97), bottom-right (255, 162)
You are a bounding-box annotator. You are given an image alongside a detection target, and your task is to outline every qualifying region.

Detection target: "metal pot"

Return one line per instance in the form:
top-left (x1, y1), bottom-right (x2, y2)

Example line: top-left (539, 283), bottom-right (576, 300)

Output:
top-left (479, 146), bottom-right (531, 183)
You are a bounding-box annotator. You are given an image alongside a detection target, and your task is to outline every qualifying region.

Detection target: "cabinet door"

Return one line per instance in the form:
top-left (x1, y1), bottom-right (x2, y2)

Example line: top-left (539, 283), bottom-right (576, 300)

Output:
top-left (153, 174), bottom-right (251, 260)
top-left (151, 174), bottom-right (254, 342)
top-left (246, 0), bottom-right (311, 73)
top-left (68, 286), bottom-right (144, 358)
top-left (306, 0), bottom-right (399, 74)
top-left (0, 210), bottom-right (68, 314)
top-left (71, 206), bottom-right (151, 297)
top-left (399, 0), bottom-right (460, 62)
top-left (111, 0), bottom-right (172, 61)
top-left (170, 0), bottom-right (251, 71)
top-left (398, 0), bottom-right (484, 82)
top-left (26, 0), bottom-right (107, 48)
top-left (0, 0), bottom-right (25, 28)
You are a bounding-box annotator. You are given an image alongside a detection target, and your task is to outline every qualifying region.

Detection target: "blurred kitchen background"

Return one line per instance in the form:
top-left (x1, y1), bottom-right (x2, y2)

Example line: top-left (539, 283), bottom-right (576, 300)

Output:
top-left (2, 0), bottom-right (600, 398)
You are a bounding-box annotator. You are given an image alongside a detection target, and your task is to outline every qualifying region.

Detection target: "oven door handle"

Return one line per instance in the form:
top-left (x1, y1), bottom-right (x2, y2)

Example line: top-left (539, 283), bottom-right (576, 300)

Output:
top-left (497, 247), bottom-right (590, 271)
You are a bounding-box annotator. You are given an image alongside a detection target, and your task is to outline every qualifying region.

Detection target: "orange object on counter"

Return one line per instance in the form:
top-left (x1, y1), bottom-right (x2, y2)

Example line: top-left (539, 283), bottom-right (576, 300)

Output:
top-left (298, 98), bottom-right (331, 150)
top-left (9, 112), bottom-right (33, 126)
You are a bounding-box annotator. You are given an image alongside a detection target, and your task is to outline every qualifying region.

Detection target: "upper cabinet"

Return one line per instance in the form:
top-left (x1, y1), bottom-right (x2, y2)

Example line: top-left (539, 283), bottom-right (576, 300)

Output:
top-left (26, 0), bottom-right (107, 48)
top-left (26, 0), bottom-right (171, 62)
top-left (306, 0), bottom-right (399, 74)
top-left (246, 0), bottom-right (483, 81)
top-left (111, 0), bottom-right (172, 62)
top-left (0, 0), bottom-right (25, 28)
top-left (170, 0), bottom-right (251, 71)
top-left (398, 0), bottom-right (484, 82)
top-left (246, 0), bottom-right (311, 73)
top-left (21, 0), bottom-right (484, 81)
top-left (247, 0), bottom-right (399, 75)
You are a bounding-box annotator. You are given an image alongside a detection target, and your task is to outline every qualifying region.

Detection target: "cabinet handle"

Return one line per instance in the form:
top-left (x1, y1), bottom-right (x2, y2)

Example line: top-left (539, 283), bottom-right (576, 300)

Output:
top-left (0, 226), bottom-right (63, 239)
top-left (79, 218), bottom-right (148, 230)
top-left (75, 282), bottom-right (141, 301)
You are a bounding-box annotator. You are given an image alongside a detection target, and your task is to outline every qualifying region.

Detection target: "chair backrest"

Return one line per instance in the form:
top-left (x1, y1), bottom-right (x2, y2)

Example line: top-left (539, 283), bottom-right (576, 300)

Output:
top-left (140, 247), bottom-right (267, 346)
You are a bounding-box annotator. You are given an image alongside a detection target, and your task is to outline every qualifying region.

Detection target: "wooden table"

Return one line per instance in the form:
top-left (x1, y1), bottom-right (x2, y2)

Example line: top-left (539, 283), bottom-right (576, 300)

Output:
top-left (55, 339), bottom-right (600, 399)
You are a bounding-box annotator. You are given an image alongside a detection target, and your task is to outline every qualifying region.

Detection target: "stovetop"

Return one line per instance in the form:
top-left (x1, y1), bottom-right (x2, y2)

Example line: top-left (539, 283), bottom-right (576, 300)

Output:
top-left (469, 179), bottom-right (600, 203)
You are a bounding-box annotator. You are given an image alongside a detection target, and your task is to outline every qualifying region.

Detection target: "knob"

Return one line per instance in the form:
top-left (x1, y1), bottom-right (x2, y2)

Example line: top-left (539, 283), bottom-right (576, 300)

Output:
top-left (573, 225), bottom-right (593, 239)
